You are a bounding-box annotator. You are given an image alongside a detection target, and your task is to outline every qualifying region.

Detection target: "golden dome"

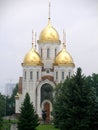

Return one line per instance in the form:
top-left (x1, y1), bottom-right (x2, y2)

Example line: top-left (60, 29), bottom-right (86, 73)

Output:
top-left (54, 45), bottom-right (75, 67)
top-left (38, 20), bottom-right (60, 43)
top-left (22, 46), bottom-right (43, 66)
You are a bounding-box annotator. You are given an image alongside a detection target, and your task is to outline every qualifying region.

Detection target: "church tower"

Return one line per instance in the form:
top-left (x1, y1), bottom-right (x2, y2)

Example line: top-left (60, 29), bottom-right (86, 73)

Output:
top-left (15, 3), bottom-right (75, 121)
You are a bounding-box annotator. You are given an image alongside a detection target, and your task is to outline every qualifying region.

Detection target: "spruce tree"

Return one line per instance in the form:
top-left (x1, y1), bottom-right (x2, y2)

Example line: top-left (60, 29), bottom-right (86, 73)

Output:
top-left (53, 82), bottom-right (64, 128)
top-left (0, 115), bottom-right (3, 130)
top-left (18, 93), bottom-right (39, 130)
top-left (89, 101), bottom-right (98, 130)
top-left (53, 68), bottom-right (96, 130)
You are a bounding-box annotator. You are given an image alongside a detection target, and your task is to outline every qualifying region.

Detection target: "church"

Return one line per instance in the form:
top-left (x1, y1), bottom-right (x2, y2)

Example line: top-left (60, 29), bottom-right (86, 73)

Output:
top-left (15, 4), bottom-right (75, 121)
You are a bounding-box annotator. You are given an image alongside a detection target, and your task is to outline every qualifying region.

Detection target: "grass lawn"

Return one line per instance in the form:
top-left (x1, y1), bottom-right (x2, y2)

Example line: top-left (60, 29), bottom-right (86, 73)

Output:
top-left (37, 124), bottom-right (59, 130)
top-left (2, 120), bottom-right (59, 130)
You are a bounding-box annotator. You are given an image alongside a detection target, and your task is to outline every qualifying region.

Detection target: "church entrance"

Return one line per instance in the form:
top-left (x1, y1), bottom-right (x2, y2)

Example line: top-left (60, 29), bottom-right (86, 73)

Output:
top-left (44, 102), bottom-right (50, 121)
top-left (41, 83), bottom-right (53, 121)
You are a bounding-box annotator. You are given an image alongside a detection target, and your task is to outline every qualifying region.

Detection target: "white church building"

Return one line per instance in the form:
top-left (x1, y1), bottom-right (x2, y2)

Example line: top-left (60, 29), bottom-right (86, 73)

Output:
top-left (15, 4), bottom-right (75, 121)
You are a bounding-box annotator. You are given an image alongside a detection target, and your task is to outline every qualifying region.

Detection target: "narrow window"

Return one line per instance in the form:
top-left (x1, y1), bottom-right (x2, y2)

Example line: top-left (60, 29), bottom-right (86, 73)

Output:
top-left (68, 71), bottom-right (71, 78)
top-left (30, 71), bottom-right (33, 80)
top-left (47, 48), bottom-right (50, 58)
top-left (55, 48), bottom-right (57, 56)
top-left (56, 71), bottom-right (58, 80)
top-left (41, 48), bottom-right (42, 58)
top-left (37, 71), bottom-right (39, 80)
top-left (62, 72), bottom-right (64, 80)
top-left (24, 71), bottom-right (26, 80)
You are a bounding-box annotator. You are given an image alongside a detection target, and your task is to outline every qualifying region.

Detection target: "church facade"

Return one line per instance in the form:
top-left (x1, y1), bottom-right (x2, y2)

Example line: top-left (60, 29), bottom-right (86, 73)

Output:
top-left (15, 7), bottom-right (75, 120)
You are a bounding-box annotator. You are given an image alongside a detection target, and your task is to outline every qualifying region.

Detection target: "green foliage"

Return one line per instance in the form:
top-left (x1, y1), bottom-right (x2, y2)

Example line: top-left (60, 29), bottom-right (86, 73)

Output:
top-left (0, 115), bottom-right (3, 130)
top-left (11, 83), bottom-right (18, 98)
top-left (0, 93), bottom-right (5, 116)
top-left (86, 73), bottom-right (98, 96)
top-left (37, 125), bottom-right (59, 130)
top-left (0, 92), bottom-right (6, 129)
top-left (6, 83), bottom-right (18, 116)
top-left (18, 93), bottom-right (39, 130)
top-left (2, 119), bottom-right (18, 130)
top-left (53, 82), bottom-right (64, 128)
top-left (53, 68), bottom-right (98, 130)
top-left (89, 101), bottom-right (98, 130)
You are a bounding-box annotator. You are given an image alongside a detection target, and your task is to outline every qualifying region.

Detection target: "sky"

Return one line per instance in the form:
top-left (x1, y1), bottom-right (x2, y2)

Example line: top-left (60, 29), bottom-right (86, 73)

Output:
top-left (0, 0), bottom-right (98, 92)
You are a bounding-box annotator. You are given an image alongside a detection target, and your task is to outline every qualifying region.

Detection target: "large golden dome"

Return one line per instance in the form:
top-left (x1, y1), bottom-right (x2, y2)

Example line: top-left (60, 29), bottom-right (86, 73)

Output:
top-left (22, 47), bottom-right (43, 66)
top-left (38, 20), bottom-right (60, 43)
top-left (54, 46), bottom-right (75, 67)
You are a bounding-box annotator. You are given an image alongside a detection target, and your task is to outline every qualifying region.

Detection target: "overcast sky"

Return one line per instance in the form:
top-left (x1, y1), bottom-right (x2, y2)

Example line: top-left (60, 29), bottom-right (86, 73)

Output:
top-left (0, 0), bottom-right (98, 91)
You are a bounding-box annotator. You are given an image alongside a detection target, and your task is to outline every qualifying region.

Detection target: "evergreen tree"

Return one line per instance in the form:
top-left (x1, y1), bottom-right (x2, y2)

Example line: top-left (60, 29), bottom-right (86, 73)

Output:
top-left (53, 68), bottom-right (96, 130)
top-left (0, 114), bottom-right (3, 130)
top-left (0, 93), bottom-right (5, 116)
top-left (89, 101), bottom-right (98, 130)
top-left (86, 74), bottom-right (98, 96)
top-left (18, 93), bottom-right (39, 130)
top-left (6, 84), bottom-right (18, 116)
top-left (0, 93), bottom-right (4, 130)
top-left (53, 82), bottom-right (66, 128)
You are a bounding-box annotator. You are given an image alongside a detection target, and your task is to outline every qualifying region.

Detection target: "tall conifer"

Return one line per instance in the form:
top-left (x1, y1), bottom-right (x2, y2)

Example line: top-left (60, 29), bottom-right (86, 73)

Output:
top-left (53, 68), bottom-right (96, 130)
top-left (0, 115), bottom-right (3, 130)
top-left (18, 93), bottom-right (39, 130)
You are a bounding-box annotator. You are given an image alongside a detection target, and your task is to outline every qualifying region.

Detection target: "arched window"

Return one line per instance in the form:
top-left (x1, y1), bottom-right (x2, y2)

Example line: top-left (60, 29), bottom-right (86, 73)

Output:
top-left (47, 48), bottom-right (50, 58)
top-left (41, 83), bottom-right (53, 103)
top-left (30, 71), bottom-right (33, 80)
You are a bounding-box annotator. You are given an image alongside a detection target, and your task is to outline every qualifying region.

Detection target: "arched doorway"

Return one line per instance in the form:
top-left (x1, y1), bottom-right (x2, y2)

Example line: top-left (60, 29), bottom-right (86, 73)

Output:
top-left (41, 83), bottom-right (53, 121)
top-left (44, 102), bottom-right (50, 121)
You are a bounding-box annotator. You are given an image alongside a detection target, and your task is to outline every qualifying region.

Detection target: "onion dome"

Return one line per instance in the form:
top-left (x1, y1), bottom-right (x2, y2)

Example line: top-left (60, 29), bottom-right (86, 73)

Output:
top-left (54, 44), bottom-right (75, 67)
top-left (38, 3), bottom-right (60, 44)
top-left (22, 46), bottom-right (43, 66)
top-left (38, 20), bottom-right (60, 44)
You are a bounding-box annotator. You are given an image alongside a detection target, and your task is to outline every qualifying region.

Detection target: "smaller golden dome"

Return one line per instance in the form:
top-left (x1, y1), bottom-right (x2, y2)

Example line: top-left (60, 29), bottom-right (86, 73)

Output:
top-left (54, 45), bottom-right (75, 67)
top-left (22, 46), bottom-right (42, 66)
top-left (39, 20), bottom-right (60, 43)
